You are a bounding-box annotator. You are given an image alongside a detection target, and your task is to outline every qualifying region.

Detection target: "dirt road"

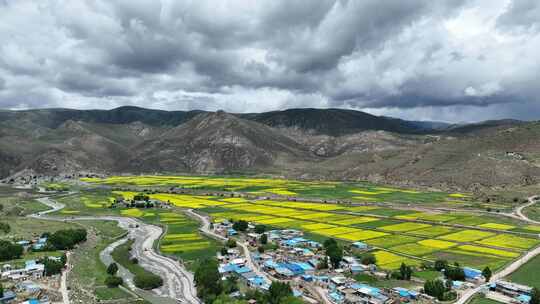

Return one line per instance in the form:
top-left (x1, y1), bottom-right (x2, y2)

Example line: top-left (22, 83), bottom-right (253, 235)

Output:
top-left (516, 196), bottom-right (540, 224)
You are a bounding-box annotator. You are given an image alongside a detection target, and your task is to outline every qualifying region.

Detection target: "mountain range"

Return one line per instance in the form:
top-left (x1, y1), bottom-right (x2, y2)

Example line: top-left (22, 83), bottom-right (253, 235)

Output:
top-left (1, 106), bottom-right (539, 191)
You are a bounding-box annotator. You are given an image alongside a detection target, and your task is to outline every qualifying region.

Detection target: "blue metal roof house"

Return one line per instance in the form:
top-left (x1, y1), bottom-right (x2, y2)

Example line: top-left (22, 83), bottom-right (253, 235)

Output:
top-left (0, 290), bottom-right (16, 303)
top-left (227, 228), bottom-right (237, 236)
top-left (352, 241), bottom-right (368, 249)
top-left (518, 294), bottom-right (531, 304)
top-left (329, 291), bottom-right (344, 303)
top-left (463, 267), bottom-right (482, 280)
top-left (275, 267), bottom-right (294, 277)
top-left (293, 262), bottom-right (314, 273)
top-left (282, 263), bottom-right (304, 276)
top-left (263, 260), bottom-right (279, 270)
top-left (393, 287), bottom-right (419, 299)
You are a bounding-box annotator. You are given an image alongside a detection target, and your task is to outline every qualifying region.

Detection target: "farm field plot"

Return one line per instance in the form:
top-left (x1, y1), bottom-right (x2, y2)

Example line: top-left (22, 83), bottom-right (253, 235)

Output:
top-left (456, 245), bottom-right (520, 258)
top-left (389, 243), bottom-right (438, 256)
top-left (366, 235), bottom-right (421, 248)
top-left (411, 226), bottom-right (458, 237)
top-left (336, 230), bottom-right (388, 241)
top-left (438, 230), bottom-right (495, 242)
top-left (395, 212), bottom-right (456, 222)
top-left (372, 251), bottom-right (422, 269)
top-left (425, 250), bottom-right (509, 271)
top-left (477, 222), bottom-right (515, 230)
top-left (475, 234), bottom-right (539, 250)
top-left (418, 239), bottom-right (457, 249)
top-left (379, 222), bottom-right (432, 232)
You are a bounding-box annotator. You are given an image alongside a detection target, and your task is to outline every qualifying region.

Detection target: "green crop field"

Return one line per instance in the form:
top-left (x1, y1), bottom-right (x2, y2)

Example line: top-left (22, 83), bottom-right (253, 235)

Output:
top-left (469, 296), bottom-right (504, 304)
top-left (508, 254), bottom-right (540, 288)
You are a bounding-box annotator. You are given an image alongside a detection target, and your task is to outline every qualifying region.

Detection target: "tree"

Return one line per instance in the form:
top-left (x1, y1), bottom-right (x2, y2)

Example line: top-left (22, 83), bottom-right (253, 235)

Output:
top-left (326, 244), bottom-right (343, 269)
top-left (226, 239), bottom-right (237, 248)
top-left (260, 233), bottom-right (268, 245)
top-left (361, 253), bottom-right (376, 265)
top-left (323, 238), bottom-right (338, 250)
top-left (444, 263), bottom-right (465, 281)
top-left (0, 282), bottom-right (3, 298)
top-left (222, 276), bottom-right (238, 294)
top-left (0, 240), bottom-right (23, 261)
top-left (482, 266), bottom-right (492, 282)
top-left (317, 256), bottom-right (328, 270)
top-left (424, 279), bottom-right (446, 300)
top-left (0, 222), bottom-right (10, 233)
top-left (399, 263), bottom-right (413, 280)
top-left (258, 246), bottom-right (265, 253)
top-left (194, 259), bottom-right (222, 303)
top-left (44, 258), bottom-right (64, 276)
top-left (232, 220), bottom-right (248, 232)
top-left (254, 224), bottom-right (266, 234)
top-left (434, 259), bottom-right (448, 271)
top-left (220, 247), bottom-right (228, 256)
top-left (107, 263), bottom-right (119, 276)
top-left (529, 288), bottom-right (540, 304)
top-left (47, 229), bottom-right (87, 250)
top-left (134, 273), bottom-right (163, 290)
top-left (266, 281), bottom-right (293, 304)
top-left (105, 276), bottom-right (123, 288)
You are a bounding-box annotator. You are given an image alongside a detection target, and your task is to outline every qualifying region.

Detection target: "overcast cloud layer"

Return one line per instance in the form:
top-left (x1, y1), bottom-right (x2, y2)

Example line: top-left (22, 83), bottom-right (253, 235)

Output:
top-left (0, 0), bottom-right (539, 122)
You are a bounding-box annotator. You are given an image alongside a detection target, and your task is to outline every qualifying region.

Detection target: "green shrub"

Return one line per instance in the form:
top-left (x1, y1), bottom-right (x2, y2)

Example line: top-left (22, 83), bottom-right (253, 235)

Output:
top-left (105, 275), bottom-right (123, 288)
top-left (134, 273), bottom-right (163, 290)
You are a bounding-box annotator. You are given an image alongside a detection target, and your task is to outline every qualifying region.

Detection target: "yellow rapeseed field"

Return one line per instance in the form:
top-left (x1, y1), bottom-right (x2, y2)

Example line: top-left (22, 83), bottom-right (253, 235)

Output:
top-left (457, 245), bottom-right (520, 258)
top-left (418, 239), bottom-right (457, 249)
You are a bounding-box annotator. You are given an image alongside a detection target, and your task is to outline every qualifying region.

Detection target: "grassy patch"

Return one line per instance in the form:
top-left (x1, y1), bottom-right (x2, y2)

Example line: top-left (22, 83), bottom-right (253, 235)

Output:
top-left (112, 239), bottom-right (156, 278)
top-left (414, 270), bottom-right (442, 281)
top-left (69, 220), bottom-right (128, 301)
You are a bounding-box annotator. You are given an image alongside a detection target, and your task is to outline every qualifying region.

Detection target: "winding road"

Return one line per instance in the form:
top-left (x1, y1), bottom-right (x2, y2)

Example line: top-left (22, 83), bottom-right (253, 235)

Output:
top-left (32, 196), bottom-right (201, 304)
top-left (516, 195), bottom-right (540, 224)
top-left (455, 195), bottom-right (540, 304)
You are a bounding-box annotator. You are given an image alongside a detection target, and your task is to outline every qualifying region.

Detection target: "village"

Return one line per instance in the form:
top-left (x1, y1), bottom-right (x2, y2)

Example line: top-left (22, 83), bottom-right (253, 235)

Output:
top-left (0, 235), bottom-right (65, 304)
top-left (210, 218), bottom-right (536, 304)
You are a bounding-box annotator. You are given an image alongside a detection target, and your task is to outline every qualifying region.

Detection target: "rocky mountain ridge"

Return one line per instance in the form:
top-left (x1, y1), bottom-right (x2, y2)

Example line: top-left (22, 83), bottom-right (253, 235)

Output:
top-left (0, 106), bottom-right (538, 190)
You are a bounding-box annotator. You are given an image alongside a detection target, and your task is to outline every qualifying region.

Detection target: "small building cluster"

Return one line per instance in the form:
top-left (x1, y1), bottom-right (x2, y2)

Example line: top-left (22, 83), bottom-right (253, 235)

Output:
top-left (488, 280), bottom-right (533, 304)
top-left (1, 259), bottom-right (60, 303)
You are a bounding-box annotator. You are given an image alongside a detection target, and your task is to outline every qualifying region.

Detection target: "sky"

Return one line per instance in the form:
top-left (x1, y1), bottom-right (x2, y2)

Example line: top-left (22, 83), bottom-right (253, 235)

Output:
top-left (0, 0), bottom-right (539, 123)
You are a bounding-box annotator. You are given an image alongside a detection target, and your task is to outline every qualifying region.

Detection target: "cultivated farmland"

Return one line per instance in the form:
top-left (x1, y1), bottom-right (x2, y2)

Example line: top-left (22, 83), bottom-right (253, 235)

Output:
top-left (80, 175), bottom-right (540, 272)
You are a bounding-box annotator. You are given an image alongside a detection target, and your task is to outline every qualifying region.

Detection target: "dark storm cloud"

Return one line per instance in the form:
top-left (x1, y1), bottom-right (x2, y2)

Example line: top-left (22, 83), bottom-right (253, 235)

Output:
top-left (0, 0), bottom-right (538, 122)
